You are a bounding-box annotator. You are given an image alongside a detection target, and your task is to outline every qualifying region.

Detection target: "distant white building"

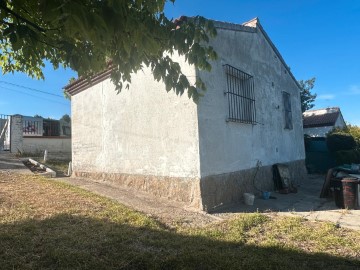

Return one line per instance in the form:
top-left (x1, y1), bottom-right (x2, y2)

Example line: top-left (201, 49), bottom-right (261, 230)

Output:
top-left (65, 18), bottom-right (306, 212)
top-left (303, 107), bottom-right (346, 137)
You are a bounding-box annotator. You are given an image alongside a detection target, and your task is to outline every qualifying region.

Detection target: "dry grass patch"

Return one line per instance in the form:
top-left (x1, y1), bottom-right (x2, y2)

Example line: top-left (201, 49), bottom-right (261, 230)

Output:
top-left (0, 172), bottom-right (359, 269)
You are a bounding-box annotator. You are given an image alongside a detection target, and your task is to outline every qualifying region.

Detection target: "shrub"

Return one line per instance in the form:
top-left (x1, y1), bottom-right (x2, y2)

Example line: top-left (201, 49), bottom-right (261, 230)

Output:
top-left (347, 124), bottom-right (360, 147)
top-left (326, 132), bottom-right (356, 152)
top-left (334, 149), bottom-right (360, 165)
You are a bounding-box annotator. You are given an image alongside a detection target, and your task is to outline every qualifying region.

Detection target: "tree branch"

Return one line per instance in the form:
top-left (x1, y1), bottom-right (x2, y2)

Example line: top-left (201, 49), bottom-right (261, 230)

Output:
top-left (0, 2), bottom-right (46, 33)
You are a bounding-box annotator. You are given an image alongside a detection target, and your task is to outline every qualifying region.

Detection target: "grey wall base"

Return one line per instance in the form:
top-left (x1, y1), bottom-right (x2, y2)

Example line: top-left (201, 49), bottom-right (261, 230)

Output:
top-left (74, 171), bottom-right (202, 209)
top-left (200, 159), bottom-right (307, 212)
top-left (74, 159), bottom-right (306, 212)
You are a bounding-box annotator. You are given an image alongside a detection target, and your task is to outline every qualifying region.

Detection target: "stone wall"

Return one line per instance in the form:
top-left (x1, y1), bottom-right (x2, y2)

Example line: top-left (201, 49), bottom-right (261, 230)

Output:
top-left (74, 171), bottom-right (202, 209)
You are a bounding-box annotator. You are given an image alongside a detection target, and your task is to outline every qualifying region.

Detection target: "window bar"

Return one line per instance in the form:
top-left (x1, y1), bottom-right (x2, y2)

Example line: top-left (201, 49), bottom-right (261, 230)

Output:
top-left (226, 66), bottom-right (231, 120)
top-left (223, 64), bottom-right (255, 124)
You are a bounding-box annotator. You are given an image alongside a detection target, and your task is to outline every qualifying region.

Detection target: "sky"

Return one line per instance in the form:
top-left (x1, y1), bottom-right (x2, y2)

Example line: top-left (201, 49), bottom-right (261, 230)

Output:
top-left (0, 0), bottom-right (359, 124)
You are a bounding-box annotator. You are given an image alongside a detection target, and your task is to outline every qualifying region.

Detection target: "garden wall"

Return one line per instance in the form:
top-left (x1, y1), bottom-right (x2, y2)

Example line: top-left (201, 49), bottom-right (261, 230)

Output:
top-left (23, 137), bottom-right (71, 160)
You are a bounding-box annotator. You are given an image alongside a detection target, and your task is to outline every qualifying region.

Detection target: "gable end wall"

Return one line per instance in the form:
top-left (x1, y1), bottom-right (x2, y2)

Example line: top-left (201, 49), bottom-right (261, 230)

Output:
top-left (196, 25), bottom-right (306, 211)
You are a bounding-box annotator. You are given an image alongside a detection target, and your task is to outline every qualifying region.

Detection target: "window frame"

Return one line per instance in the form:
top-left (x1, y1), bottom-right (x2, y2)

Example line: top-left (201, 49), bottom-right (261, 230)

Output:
top-left (223, 64), bottom-right (256, 124)
top-left (282, 91), bottom-right (293, 130)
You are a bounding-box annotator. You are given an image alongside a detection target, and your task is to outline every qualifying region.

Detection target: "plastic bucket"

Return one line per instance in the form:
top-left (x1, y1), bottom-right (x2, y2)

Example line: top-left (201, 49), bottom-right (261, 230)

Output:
top-left (262, 191), bottom-right (271, 200)
top-left (244, 193), bottom-right (255, 205)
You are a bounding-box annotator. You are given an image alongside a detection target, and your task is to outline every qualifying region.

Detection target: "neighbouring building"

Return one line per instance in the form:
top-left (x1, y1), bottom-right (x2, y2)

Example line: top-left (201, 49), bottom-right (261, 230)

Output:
top-left (1, 114), bottom-right (71, 160)
top-left (65, 17), bottom-right (306, 212)
top-left (303, 107), bottom-right (346, 173)
top-left (303, 107), bottom-right (346, 137)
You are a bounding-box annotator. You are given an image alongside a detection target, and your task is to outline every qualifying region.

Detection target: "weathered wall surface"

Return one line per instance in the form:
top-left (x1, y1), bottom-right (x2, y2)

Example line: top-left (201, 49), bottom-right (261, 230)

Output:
top-left (197, 23), bottom-right (305, 176)
top-left (10, 115), bottom-right (23, 153)
top-left (71, 55), bottom-right (201, 204)
top-left (75, 171), bottom-right (202, 208)
top-left (196, 22), bottom-right (306, 209)
top-left (23, 137), bottom-right (71, 160)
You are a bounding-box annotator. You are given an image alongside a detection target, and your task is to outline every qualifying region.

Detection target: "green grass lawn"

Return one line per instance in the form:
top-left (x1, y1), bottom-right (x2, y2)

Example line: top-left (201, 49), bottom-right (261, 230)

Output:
top-left (0, 172), bottom-right (359, 269)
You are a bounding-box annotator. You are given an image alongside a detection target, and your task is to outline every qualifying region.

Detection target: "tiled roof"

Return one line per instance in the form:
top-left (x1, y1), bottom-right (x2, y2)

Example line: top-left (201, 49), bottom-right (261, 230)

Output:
top-left (303, 107), bottom-right (341, 128)
top-left (64, 68), bottom-right (113, 96)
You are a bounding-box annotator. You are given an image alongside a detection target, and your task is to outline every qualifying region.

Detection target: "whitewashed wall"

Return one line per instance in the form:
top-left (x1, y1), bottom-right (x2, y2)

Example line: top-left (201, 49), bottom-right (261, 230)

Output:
top-left (22, 137), bottom-right (71, 160)
top-left (197, 23), bottom-right (305, 177)
top-left (71, 55), bottom-right (200, 178)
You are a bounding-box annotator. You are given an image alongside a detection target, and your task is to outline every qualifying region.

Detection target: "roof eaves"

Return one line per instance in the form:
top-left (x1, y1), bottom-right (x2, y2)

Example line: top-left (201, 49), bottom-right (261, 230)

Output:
top-left (64, 68), bottom-right (113, 96)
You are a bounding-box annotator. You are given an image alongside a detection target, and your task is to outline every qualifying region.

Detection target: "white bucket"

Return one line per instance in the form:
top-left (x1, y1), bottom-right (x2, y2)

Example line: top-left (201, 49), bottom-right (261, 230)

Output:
top-left (244, 193), bottom-right (255, 206)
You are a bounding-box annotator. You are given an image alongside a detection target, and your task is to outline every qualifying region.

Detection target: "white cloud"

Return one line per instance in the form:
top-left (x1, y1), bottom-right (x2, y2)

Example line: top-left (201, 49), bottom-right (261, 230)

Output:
top-left (317, 94), bottom-right (335, 100)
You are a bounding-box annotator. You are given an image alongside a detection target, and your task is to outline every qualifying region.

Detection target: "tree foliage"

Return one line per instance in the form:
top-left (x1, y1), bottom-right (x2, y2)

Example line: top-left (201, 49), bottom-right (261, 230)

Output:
top-left (298, 77), bottom-right (317, 112)
top-left (328, 125), bottom-right (360, 148)
top-left (0, 0), bottom-right (217, 102)
top-left (60, 114), bottom-right (71, 123)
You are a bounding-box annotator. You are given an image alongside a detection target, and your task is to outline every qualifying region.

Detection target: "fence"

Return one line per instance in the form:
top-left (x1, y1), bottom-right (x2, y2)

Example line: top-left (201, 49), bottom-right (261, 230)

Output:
top-left (23, 118), bottom-right (71, 137)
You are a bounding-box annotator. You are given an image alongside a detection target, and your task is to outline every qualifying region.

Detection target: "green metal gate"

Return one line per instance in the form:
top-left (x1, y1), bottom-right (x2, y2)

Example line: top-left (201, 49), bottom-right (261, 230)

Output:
top-left (305, 137), bottom-right (336, 173)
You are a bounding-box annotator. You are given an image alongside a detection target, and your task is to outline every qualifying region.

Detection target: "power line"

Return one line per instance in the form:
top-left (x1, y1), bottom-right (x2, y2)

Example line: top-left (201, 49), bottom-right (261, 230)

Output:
top-left (0, 85), bottom-right (69, 106)
top-left (0, 80), bottom-right (64, 98)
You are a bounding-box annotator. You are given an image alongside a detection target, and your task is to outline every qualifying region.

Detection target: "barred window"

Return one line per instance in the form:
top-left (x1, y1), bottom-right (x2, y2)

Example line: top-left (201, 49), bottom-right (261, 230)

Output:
top-left (282, 91), bottom-right (293, 129)
top-left (224, 64), bottom-right (256, 124)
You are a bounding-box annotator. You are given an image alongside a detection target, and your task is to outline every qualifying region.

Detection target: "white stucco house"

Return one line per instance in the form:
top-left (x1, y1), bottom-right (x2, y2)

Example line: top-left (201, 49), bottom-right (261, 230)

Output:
top-left (65, 18), bottom-right (306, 212)
top-left (303, 107), bottom-right (346, 137)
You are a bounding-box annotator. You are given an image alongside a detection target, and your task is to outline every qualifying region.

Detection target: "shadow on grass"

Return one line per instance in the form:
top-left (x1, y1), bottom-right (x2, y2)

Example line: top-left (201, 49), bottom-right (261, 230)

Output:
top-left (0, 214), bottom-right (358, 269)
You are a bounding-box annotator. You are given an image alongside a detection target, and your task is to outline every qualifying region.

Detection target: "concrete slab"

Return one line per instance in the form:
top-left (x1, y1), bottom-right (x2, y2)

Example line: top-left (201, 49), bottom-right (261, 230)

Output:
top-left (315, 211), bottom-right (343, 224)
top-left (213, 174), bottom-right (360, 230)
